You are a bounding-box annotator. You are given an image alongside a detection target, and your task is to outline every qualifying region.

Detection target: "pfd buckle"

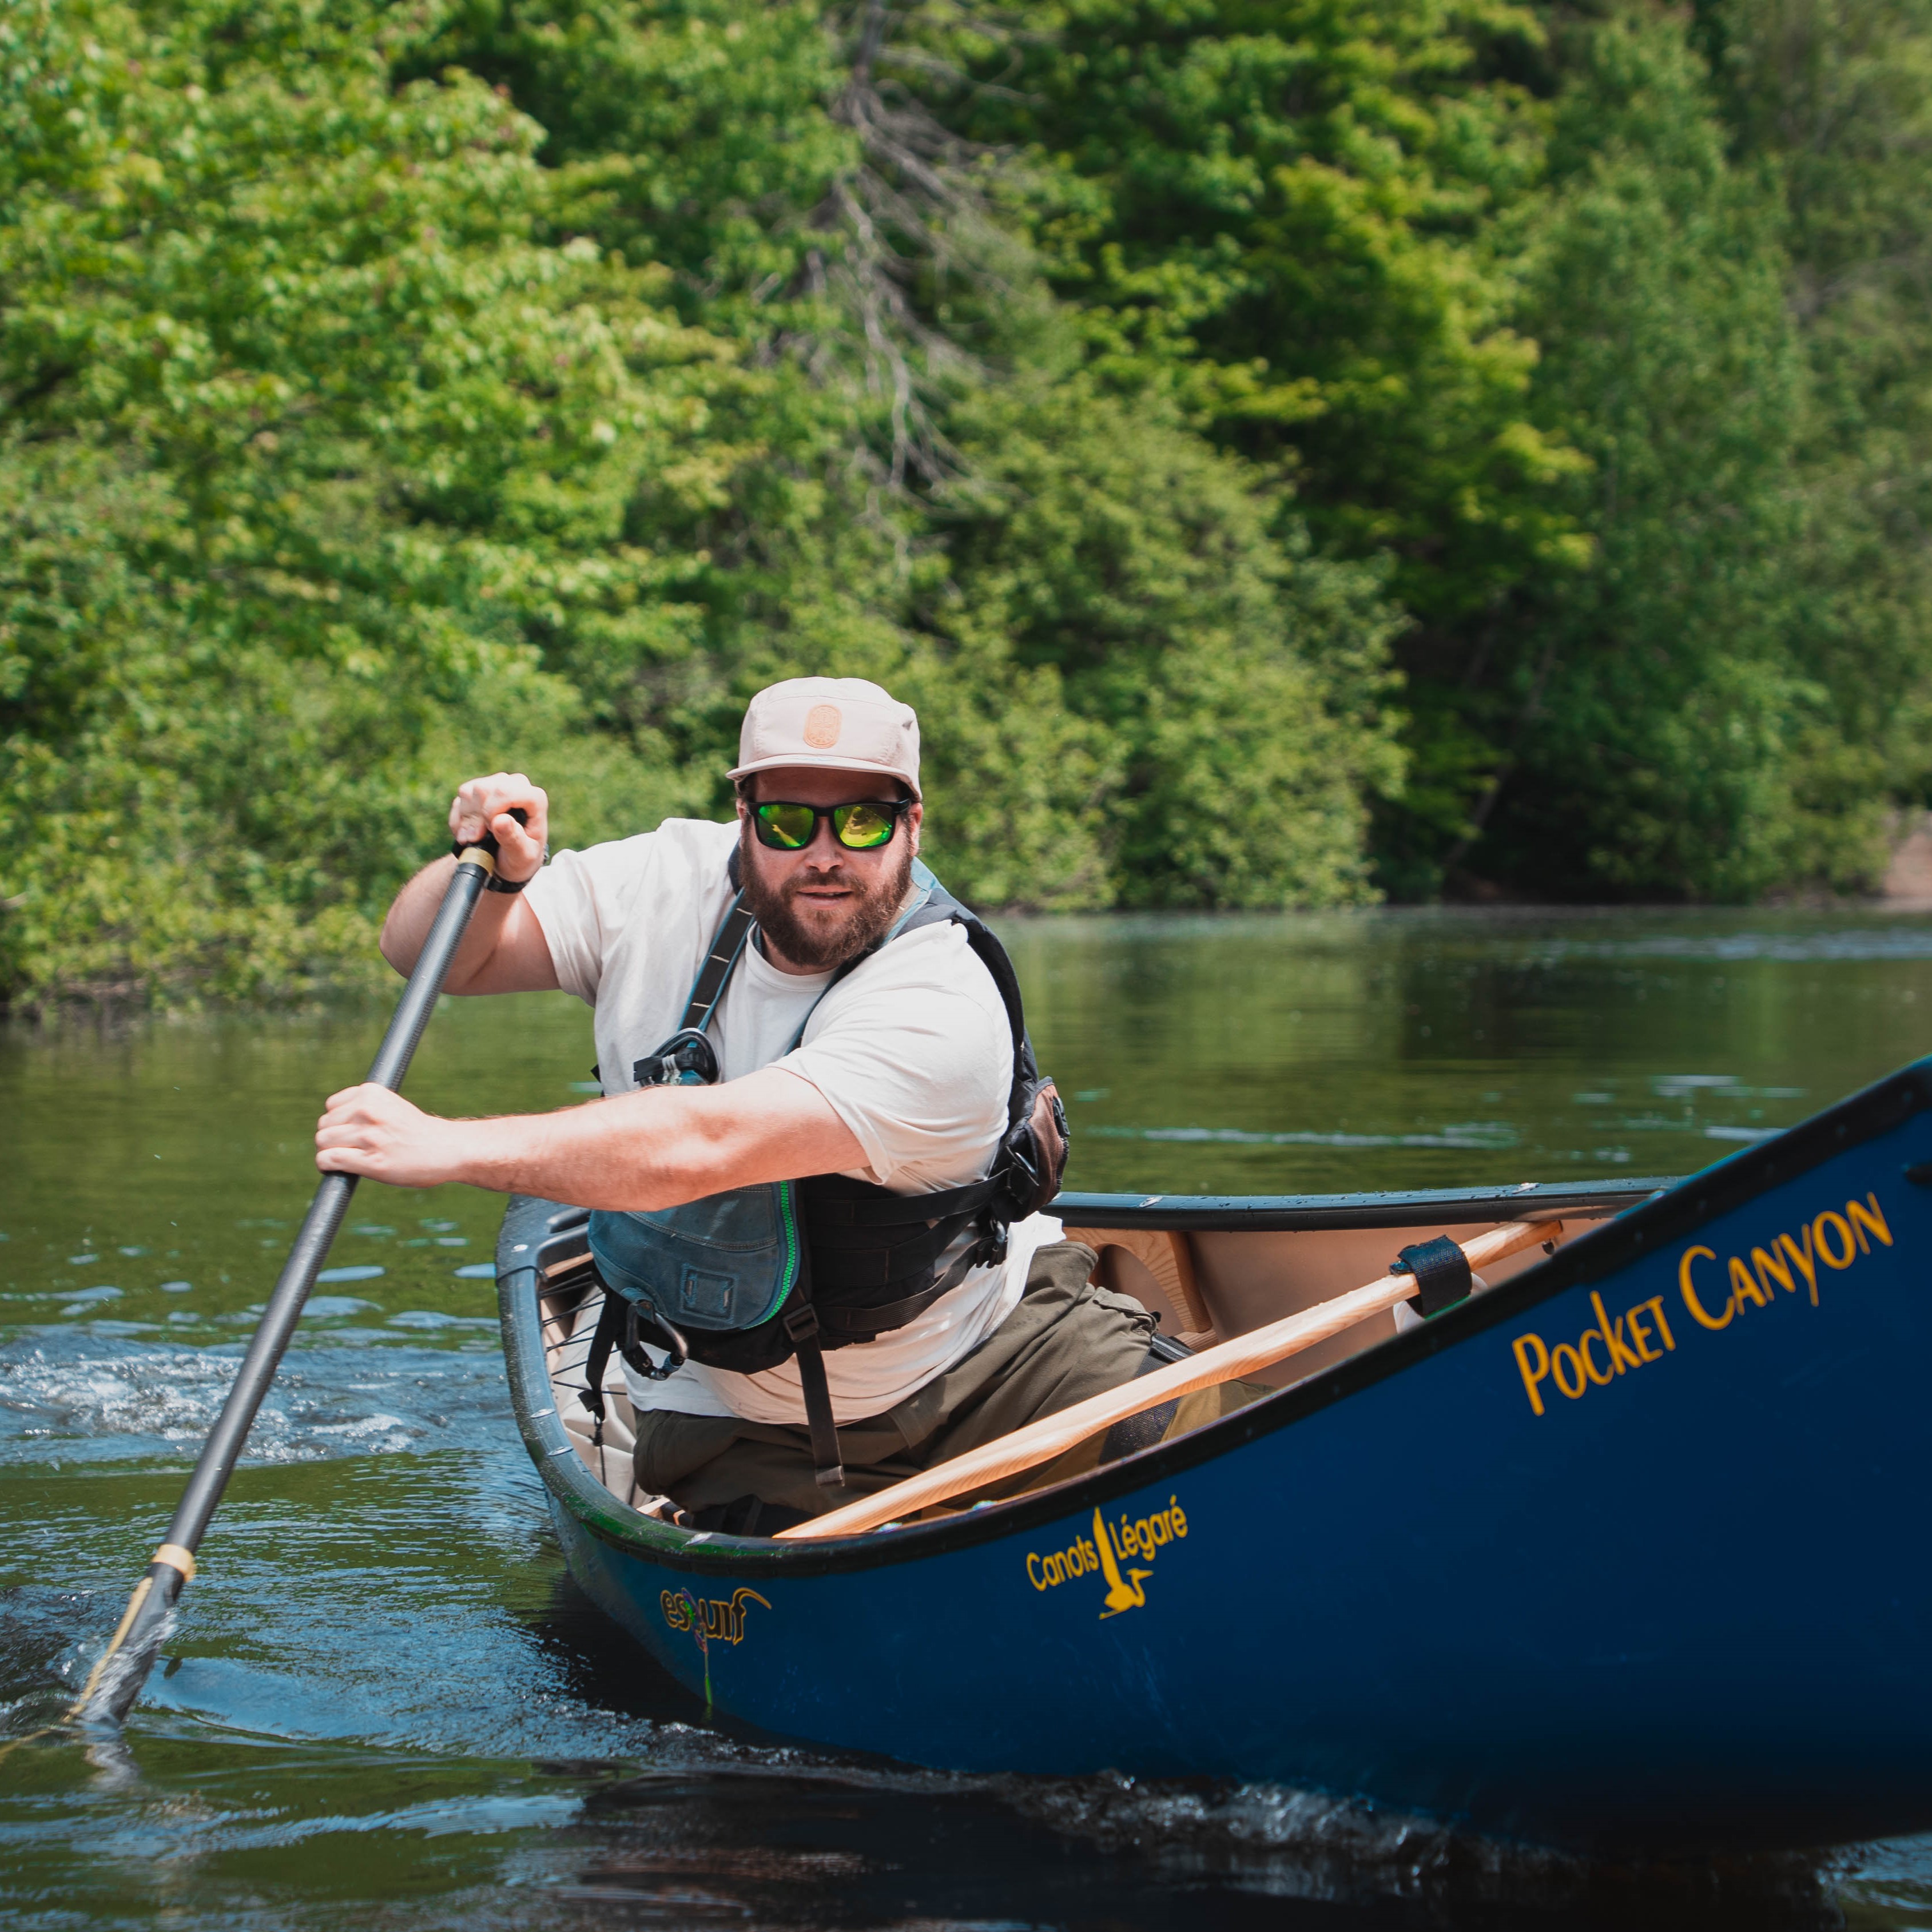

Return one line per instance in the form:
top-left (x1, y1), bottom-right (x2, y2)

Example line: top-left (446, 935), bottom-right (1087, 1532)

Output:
top-left (632, 1027), bottom-right (719, 1089)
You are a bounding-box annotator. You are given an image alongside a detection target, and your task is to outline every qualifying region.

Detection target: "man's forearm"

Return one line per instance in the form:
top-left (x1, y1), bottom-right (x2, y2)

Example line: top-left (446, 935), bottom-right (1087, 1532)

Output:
top-left (452, 1083), bottom-right (860, 1208)
top-left (315, 1068), bottom-right (867, 1207)
top-left (440, 1091), bottom-right (717, 1209)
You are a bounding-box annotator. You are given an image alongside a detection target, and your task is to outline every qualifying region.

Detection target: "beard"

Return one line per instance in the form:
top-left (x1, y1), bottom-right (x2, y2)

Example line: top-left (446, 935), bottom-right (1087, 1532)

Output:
top-left (740, 822), bottom-right (915, 972)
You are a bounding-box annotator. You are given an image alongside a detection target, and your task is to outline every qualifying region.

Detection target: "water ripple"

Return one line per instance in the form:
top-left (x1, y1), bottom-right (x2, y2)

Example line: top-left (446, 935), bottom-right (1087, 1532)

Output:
top-left (1086, 1123), bottom-right (1519, 1150)
top-left (1539, 928), bottom-right (1932, 964)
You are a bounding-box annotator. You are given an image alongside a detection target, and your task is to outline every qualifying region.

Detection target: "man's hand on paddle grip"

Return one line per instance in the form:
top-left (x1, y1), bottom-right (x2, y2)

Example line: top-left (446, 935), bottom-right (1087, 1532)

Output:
top-left (380, 773), bottom-right (560, 995)
top-left (451, 771), bottom-right (548, 884)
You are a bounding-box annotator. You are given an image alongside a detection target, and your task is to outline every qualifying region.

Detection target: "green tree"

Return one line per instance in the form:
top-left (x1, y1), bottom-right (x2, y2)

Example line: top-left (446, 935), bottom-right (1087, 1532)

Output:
top-left (891, 0), bottom-right (1591, 882)
top-left (908, 0), bottom-right (1932, 897)
top-left (929, 381), bottom-right (1404, 905)
top-left (1467, 14), bottom-right (1824, 897)
top-left (1696, 0), bottom-right (1932, 854)
top-left (0, 0), bottom-right (719, 1000)
top-left (424, 0), bottom-right (1408, 911)
top-left (924, 0), bottom-right (1587, 609)
top-left (0, 0), bottom-right (1408, 1007)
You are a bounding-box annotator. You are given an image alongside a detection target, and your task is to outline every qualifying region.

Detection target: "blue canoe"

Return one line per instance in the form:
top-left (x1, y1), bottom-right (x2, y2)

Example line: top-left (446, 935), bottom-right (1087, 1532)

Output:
top-left (494, 1056), bottom-right (1932, 1851)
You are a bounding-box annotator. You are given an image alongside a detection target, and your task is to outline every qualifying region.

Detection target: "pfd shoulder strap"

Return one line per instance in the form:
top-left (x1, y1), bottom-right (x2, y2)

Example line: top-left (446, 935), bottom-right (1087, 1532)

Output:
top-left (679, 884), bottom-right (755, 1035)
top-left (629, 858), bottom-right (757, 1090)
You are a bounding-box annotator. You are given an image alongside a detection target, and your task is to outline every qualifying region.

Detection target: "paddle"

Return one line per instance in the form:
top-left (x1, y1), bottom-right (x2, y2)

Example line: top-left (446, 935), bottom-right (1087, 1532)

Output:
top-left (776, 1217), bottom-right (1559, 1541)
top-left (69, 813), bottom-right (525, 1725)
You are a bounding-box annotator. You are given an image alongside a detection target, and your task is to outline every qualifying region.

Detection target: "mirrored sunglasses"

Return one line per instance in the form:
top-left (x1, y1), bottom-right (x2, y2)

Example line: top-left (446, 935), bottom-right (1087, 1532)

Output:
top-left (750, 798), bottom-right (912, 852)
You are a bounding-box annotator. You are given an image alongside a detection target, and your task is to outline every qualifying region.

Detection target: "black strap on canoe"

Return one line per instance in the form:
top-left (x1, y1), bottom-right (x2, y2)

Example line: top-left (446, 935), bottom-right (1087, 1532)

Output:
top-left (1392, 1235), bottom-right (1472, 1318)
top-left (582, 1285), bottom-right (619, 1438)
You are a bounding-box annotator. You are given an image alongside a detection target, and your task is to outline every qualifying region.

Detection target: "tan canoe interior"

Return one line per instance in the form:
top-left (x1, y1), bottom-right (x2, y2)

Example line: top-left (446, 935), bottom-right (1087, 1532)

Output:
top-left (537, 1204), bottom-right (1616, 1517)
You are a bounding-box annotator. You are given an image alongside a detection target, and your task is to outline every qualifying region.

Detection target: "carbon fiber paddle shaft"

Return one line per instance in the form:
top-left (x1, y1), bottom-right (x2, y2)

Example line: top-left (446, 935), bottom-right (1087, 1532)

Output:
top-left (82, 846), bottom-right (499, 1723)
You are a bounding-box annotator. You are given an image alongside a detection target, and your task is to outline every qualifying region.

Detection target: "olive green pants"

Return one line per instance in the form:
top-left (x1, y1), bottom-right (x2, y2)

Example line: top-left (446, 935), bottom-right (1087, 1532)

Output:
top-left (631, 1240), bottom-right (1268, 1533)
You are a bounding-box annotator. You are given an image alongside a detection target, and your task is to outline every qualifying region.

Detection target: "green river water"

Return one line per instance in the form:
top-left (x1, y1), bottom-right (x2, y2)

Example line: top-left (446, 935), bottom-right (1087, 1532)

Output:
top-left (3, 905), bottom-right (1931, 1929)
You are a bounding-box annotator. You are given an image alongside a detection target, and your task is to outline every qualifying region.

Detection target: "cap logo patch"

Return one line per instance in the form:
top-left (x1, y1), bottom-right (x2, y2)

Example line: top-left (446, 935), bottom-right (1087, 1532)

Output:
top-left (803, 703), bottom-right (842, 749)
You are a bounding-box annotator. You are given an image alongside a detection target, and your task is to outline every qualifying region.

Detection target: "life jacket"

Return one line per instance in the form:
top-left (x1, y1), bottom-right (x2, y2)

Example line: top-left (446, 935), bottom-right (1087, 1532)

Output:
top-left (582, 856), bottom-right (1068, 1489)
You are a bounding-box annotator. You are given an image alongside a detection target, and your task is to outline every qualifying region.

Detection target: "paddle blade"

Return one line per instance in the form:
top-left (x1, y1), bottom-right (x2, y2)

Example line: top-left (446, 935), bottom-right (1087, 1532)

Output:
top-left (70, 1557), bottom-right (188, 1725)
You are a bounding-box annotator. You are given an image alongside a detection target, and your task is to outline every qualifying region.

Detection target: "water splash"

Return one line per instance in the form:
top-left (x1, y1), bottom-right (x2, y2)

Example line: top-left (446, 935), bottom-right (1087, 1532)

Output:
top-left (0, 1337), bottom-right (509, 1467)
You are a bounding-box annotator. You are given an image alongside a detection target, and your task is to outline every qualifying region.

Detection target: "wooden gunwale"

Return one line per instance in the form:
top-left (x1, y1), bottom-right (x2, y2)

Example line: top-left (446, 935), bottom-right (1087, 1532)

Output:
top-left (496, 1050), bottom-right (1932, 1581)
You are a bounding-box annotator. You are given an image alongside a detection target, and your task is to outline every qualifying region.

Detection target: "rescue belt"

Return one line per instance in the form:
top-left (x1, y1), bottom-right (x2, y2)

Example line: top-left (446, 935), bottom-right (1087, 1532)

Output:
top-left (582, 858), bottom-right (1068, 1489)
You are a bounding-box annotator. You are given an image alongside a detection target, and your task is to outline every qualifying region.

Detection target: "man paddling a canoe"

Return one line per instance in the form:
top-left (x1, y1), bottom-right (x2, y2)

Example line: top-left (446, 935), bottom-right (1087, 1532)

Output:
top-left (316, 677), bottom-right (1261, 1530)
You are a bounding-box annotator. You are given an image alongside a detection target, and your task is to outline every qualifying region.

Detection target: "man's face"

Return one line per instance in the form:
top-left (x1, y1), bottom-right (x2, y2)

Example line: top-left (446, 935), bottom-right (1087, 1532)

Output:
top-left (737, 766), bottom-right (923, 972)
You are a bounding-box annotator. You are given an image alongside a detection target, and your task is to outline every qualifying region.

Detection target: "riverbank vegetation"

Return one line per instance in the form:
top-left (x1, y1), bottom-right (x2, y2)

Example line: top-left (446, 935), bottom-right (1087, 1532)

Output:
top-left (4, 0), bottom-right (1930, 1003)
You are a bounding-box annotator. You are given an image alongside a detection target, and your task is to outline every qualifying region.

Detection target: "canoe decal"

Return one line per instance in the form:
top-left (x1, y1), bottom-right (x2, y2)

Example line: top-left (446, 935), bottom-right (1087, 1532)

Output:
top-left (1512, 1188), bottom-right (1896, 1416)
top-left (661, 1584), bottom-right (770, 1647)
top-left (1026, 1497), bottom-right (1189, 1619)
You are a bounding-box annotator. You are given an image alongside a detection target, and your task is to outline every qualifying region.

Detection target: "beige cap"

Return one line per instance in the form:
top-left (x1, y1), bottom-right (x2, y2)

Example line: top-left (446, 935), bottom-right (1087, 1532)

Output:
top-left (728, 676), bottom-right (922, 798)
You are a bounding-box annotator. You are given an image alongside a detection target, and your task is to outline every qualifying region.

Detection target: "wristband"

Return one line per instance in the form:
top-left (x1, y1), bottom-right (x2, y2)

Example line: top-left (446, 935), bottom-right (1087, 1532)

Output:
top-left (483, 841), bottom-right (548, 894)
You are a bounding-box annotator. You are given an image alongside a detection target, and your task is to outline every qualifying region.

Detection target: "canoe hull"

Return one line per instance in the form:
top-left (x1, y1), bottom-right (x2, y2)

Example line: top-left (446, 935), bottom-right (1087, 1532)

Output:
top-left (504, 1059), bottom-right (1932, 1849)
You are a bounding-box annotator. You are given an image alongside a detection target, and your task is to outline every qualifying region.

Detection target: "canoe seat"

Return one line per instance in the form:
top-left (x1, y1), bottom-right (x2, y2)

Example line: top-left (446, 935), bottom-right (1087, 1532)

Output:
top-left (1060, 1225), bottom-right (1218, 1349)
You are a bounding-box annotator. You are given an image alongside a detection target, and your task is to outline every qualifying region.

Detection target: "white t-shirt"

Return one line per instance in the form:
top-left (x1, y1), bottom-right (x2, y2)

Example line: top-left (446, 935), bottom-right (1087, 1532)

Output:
top-left (524, 817), bottom-right (1058, 1425)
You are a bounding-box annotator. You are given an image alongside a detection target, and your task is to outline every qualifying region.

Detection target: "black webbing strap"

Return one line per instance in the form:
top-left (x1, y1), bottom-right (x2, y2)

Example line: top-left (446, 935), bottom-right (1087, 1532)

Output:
top-left (782, 1302), bottom-right (845, 1489)
top-left (804, 1171), bottom-right (1001, 1227)
top-left (801, 1179), bottom-right (1002, 1300)
top-left (681, 891), bottom-right (756, 1034)
top-left (1392, 1235), bottom-right (1472, 1318)
top-left (582, 1286), bottom-right (625, 1432)
top-left (812, 1235), bottom-right (996, 1337)
top-left (593, 1277), bottom-right (844, 1486)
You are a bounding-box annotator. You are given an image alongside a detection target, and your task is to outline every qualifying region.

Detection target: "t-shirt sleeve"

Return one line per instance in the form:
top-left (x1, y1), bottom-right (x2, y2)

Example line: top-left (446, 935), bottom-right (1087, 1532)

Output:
top-left (777, 925), bottom-right (1013, 1191)
top-left (523, 836), bottom-right (655, 1006)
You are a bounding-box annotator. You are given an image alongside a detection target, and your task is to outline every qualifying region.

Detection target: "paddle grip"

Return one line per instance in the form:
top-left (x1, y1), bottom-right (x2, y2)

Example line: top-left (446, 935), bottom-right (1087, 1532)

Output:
top-left (86, 852), bottom-right (497, 1723)
top-left (450, 803), bottom-right (530, 864)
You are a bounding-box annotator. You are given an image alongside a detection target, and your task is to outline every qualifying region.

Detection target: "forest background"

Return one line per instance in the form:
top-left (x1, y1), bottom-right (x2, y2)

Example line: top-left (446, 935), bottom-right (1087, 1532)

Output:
top-left (5, 0), bottom-right (1930, 1004)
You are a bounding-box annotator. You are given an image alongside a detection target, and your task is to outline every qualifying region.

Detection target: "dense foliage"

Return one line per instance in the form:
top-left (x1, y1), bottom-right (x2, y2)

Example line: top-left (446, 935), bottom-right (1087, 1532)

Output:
top-left (2, 0), bottom-right (1927, 1004)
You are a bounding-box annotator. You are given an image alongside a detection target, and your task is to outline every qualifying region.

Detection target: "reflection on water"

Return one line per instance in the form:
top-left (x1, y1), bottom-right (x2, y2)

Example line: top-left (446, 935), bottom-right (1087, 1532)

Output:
top-left (3, 905), bottom-right (1931, 1927)
top-left (1016, 907), bottom-right (1932, 1193)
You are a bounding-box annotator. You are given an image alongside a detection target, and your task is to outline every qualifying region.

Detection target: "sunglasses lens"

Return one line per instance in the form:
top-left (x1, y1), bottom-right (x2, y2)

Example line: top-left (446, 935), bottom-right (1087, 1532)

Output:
top-left (834, 803), bottom-right (897, 849)
top-left (756, 804), bottom-right (816, 849)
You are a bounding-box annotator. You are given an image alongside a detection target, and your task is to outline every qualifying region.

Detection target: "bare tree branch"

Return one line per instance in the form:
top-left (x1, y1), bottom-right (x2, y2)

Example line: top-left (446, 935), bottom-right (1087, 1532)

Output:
top-left (773, 0), bottom-right (1043, 498)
